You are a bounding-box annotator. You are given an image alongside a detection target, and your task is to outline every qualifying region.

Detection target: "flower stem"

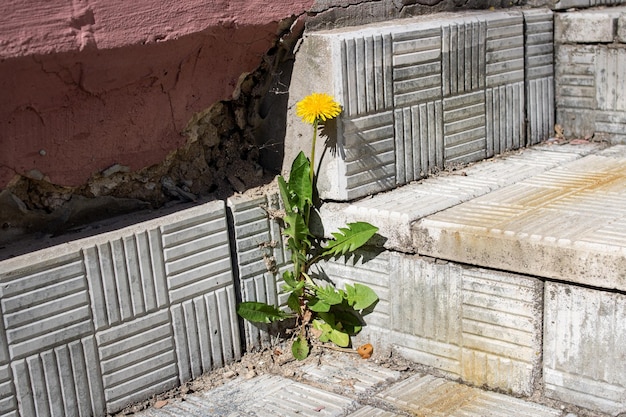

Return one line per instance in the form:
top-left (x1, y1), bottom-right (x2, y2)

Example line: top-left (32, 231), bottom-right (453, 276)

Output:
top-left (310, 119), bottom-right (318, 185)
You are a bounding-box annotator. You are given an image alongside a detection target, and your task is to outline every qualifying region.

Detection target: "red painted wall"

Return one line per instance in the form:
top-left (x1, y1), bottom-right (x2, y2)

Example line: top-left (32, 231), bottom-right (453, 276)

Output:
top-left (0, 0), bottom-right (314, 188)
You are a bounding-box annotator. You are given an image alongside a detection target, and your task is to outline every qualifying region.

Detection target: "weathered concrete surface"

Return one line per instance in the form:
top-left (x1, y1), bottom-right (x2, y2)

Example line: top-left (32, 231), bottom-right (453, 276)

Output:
top-left (0, 0), bottom-right (313, 190)
top-left (412, 145), bottom-right (626, 292)
top-left (0, 200), bottom-right (241, 416)
top-left (285, 9), bottom-right (554, 201)
top-left (544, 283), bottom-right (626, 415)
top-left (136, 357), bottom-right (566, 417)
top-left (317, 143), bottom-right (599, 252)
top-left (555, 6), bottom-right (626, 143)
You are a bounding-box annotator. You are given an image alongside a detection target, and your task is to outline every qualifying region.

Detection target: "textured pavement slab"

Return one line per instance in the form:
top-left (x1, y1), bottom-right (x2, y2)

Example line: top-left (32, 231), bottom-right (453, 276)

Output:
top-left (413, 144), bottom-right (626, 291)
top-left (134, 359), bottom-right (567, 417)
top-left (318, 143), bottom-right (601, 252)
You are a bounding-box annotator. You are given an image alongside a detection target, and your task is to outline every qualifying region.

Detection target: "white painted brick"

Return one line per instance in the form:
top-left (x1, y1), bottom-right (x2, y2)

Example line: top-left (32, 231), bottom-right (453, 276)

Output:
top-left (544, 282), bottom-right (626, 415)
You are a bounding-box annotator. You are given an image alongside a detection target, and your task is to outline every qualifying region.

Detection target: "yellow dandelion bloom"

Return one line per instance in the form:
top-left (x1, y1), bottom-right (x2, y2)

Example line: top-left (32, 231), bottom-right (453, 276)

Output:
top-left (296, 93), bottom-right (342, 125)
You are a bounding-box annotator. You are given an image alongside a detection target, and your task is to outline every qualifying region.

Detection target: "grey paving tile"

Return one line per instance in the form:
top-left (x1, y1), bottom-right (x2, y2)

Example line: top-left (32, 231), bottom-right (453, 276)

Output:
top-left (544, 282), bottom-right (626, 415)
top-left (413, 148), bottom-right (626, 290)
top-left (300, 355), bottom-right (402, 394)
top-left (139, 374), bottom-right (358, 417)
top-left (319, 146), bottom-right (589, 252)
top-left (377, 374), bottom-right (561, 417)
top-left (97, 310), bottom-right (178, 413)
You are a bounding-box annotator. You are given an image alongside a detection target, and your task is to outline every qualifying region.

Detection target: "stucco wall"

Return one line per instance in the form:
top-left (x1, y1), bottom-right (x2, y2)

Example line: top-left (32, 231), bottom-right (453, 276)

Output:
top-left (0, 0), bottom-right (314, 189)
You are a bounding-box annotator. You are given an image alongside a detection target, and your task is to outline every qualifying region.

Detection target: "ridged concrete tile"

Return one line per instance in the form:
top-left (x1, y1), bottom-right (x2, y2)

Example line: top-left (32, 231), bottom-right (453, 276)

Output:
top-left (139, 374), bottom-right (357, 417)
top-left (319, 146), bottom-right (589, 252)
top-left (413, 147), bottom-right (626, 291)
top-left (460, 268), bottom-right (542, 395)
top-left (228, 192), bottom-right (290, 350)
top-left (377, 374), bottom-right (561, 417)
top-left (0, 363), bottom-right (17, 417)
top-left (84, 229), bottom-right (168, 330)
top-left (162, 203), bottom-right (233, 304)
top-left (300, 351), bottom-right (402, 393)
top-left (347, 406), bottom-right (399, 417)
top-left (172, 287), bottom-right (241, 383)
top-left (0, 199), bottom-right (241, 416)
top-left (524, 9), bottom-right (554, 146)
top-left (287, 10), bottom-right (552, 201)
top-left (13, 337), bottom-right (105, 417)
top-left (544, 282), bottom-right (626, 415)
top-left (317, 250), bottom-right (542, 395)
top-left (97, 310), bottom-right (178, 413)
top-left (0, 252), bottom-right (93, 360)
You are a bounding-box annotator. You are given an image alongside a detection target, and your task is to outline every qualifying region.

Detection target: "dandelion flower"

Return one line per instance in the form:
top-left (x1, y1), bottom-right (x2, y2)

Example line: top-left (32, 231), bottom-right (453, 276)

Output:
top-left (296, 93), bottom-right (342, 125)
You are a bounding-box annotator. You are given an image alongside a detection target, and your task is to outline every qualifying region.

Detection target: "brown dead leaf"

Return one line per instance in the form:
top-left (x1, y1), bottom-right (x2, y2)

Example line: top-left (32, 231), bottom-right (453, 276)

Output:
top-left (154, 400), bottom-right (168, 409)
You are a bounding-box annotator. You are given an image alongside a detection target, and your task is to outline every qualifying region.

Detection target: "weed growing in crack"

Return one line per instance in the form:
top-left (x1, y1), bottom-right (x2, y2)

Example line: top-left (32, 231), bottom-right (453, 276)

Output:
top-left (237, 93), bottom-right (379, 360)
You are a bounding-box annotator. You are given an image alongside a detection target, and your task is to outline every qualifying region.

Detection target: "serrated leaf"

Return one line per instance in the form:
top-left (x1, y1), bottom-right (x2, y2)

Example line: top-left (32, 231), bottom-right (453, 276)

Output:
top-left (292, 335), bottom-right (310, 360)
top-left (321, 222), bottom-right (379, 257)
top-left (312, 319), bottom-right (332, 343)
top-left (236, 302), bottom-right (288, 324)
top-left (283, 213), bottom-right (311, 250)
top-left (288, 152), bottom-right (313, 212)
top-left (345, 283), bottom-right (378, 310)
top-left (281, 270), bottom-right (299, 290)
top-left (315, 285), bottom-right (343, 306)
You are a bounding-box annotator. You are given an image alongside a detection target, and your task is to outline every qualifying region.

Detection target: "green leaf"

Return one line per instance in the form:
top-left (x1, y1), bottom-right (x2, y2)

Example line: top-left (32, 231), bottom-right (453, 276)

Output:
top-left (277, 176), bottom-right (293, 213)
top-left (288, 152), bottom-right (313, 212)
top-left (287, 292), bottom-right (301, 314)
top-left (321, 222), bottom-right (379, 257)
top-left (313, 317), bottom-right (350, 347)
top-left (315, 285), bottom-right (343, 306)
top-left (345, 283), bottom-right (379, 310)
top-left (236, 302), bottom-right (288, 324)
top-left (281, 270), bottom-right (301, 291)
top-left (292, 335), bottom-right (309, 360)
top-left (308, 297), bottom-right (331, 313)
top-left (329, 328), bottom-right (350, 347)
top-left (283, 212), bottom-right (311, 251)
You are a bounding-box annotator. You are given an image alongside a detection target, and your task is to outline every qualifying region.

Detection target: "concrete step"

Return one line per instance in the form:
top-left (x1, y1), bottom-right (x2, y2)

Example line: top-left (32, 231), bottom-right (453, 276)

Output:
top-left (412, 143), bottom-right (626, 291)
top-left (133, 352), bottom-right (571, 417)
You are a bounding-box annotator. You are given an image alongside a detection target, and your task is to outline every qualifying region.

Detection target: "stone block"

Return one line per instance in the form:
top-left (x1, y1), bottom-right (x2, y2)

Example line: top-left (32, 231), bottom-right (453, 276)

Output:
top-left (287, 10), bottom-right (530, 201)
top-left (524, 9), bottom-right (554, 145)
top-left (555, 11), bottom-right (617, 43)
top-left (97, 310), bottom-right (179, 413)
top-left (228, 192), bottom-right (290, 350)
top-left (619, 13), bottom-right (626, 42)
top-left (12, 338), bottom-right (105, 417)
top-left (172, 289), bottom-right (241, 383)
top-left (413, 151), bottom-right (626, 291)
top-left (377, 374), bottom-right (560, 416)
top-left (544, 283), bottom-right (626, 415)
